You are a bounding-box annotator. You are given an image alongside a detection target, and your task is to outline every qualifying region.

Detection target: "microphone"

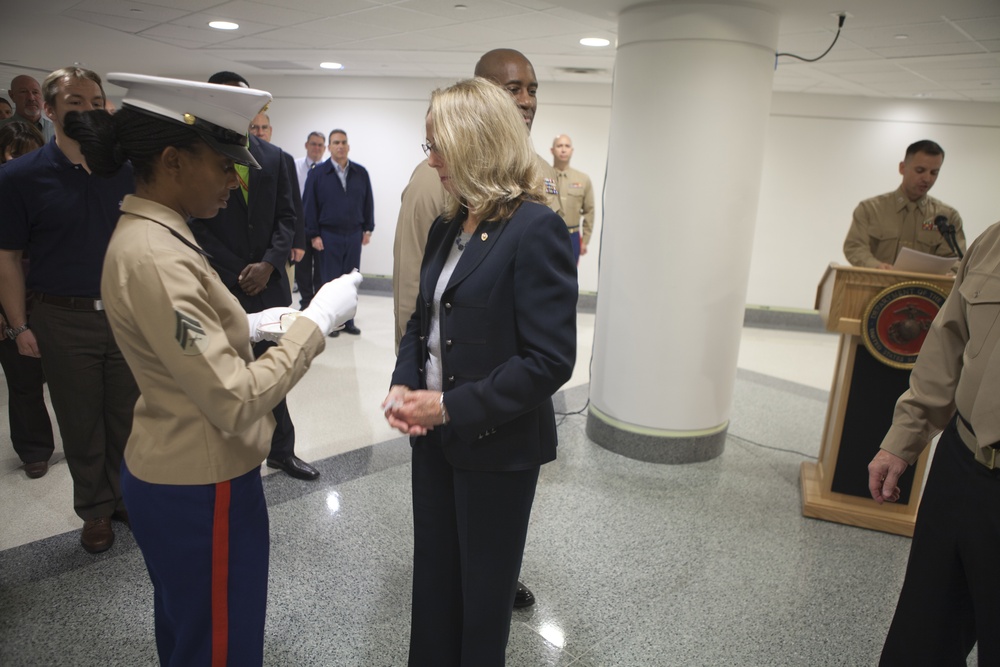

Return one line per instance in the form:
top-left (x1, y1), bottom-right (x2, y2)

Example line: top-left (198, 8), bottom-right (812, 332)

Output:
top-left (934, 215), bottom-right (963, 259)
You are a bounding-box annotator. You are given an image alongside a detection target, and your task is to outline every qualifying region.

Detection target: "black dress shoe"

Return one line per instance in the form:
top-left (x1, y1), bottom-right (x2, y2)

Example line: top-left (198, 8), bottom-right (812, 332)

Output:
top-left (342, 324), bottom-right (361, 336)
top-left (23, 460), bottom-right (49, 479)
top-left (514, 581), bottom-right (535, 608)
top-left (81, 517), bottom-right (114, 554)
top-left (266, 455), bottom-right (320, 481)
top-left (328, 330), bottom-right (340, 337)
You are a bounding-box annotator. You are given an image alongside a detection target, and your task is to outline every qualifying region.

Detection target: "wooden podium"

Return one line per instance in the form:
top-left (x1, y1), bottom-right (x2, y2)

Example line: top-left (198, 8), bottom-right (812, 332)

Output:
top-left (800, 264), bottom-right (955, 536)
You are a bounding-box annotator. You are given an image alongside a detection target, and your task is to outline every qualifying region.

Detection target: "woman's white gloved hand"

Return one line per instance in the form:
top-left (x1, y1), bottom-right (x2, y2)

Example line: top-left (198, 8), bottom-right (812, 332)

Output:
top-left (301, 270), bottom-right (363, 335)
top-left (246, 307), bottom-right (297, 343)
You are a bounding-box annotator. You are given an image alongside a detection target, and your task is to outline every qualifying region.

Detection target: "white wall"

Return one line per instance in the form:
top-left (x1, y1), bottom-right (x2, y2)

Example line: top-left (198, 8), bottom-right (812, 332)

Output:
top-left (250, 74), bottom-right (1000, 309)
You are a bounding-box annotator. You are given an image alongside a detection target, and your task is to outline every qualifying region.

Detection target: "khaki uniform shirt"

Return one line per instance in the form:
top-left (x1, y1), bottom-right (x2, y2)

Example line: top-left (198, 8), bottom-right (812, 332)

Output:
top-left (881, 219), bottom-right (1000, 466)
top-left (391, 153), bottom-right (563, 349)
top-left (392, 160), bottom-right (448, 349)
top-left (102, 196), bottom-right (326, 485)
top-left (554, 166), bottom-right (595, 245)
top-left (844, 186), bottom-right (965, 268)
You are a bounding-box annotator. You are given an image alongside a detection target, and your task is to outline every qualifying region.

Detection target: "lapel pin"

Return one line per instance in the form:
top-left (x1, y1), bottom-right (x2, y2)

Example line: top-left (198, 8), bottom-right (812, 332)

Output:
top-left (481, 233), bottom-right (488, 242)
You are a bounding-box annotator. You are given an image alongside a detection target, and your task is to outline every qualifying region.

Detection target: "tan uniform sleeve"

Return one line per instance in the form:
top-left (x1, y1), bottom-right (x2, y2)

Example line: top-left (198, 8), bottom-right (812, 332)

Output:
top-left (392, 160), bottom-right (446, 351)
top-left (879, 251), bottom-right (971, 463)
top-left (118, 251), bottom-right (324, 435)
top-left (581, 175), bottom-right (595, 245)
top-left (844, 200), bottom-right (882, 268)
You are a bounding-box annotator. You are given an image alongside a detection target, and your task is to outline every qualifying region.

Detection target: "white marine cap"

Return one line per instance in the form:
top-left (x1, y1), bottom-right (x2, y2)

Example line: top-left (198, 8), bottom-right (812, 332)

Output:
top-left (106, 72), bottom-right (271, 169)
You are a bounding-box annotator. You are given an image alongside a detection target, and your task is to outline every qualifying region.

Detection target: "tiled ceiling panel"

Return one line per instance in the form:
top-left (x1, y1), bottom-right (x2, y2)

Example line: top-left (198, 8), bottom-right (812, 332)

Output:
top-left (1, 0), bottom-right (998, 104)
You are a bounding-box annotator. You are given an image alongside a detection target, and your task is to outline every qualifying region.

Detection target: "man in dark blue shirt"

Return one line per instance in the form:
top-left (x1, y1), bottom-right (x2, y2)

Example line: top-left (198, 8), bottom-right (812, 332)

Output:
top-left (0, 66), bottom-right (138, 554)
top-left (303, 129), bottom-right (373, 336)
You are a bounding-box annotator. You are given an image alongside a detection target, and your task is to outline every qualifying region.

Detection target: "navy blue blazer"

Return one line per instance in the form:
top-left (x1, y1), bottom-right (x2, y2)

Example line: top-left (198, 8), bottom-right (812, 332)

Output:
top-left (302, 159), bottom-right (374, 238)
top-left (188, 135), bottom-right (296, 311)
top-left (392, 200), bottom-right (578, 471)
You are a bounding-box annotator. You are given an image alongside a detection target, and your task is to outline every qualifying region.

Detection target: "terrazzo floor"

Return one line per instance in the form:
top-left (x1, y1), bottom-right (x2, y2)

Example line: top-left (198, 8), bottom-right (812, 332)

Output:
top-left (0, 292), bottom-right (938, 666)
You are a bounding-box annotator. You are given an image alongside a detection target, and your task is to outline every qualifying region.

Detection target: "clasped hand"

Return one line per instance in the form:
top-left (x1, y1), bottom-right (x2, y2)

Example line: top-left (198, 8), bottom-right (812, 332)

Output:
top-left (382, 385), bottom-right (443, 437)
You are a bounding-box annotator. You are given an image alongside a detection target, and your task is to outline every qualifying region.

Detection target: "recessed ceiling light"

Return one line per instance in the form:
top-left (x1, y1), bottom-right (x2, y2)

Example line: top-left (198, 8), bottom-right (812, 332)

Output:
top-left (321, 62), bottom-right (344, 70)
top-left (914, 92), bottom-right (930, 98)
top-left (209, 21), bottom-right (239, 30)
top-left (894, 34), bottom-right (908, 40)
top-left (580, 37), bottom-right (610, 47)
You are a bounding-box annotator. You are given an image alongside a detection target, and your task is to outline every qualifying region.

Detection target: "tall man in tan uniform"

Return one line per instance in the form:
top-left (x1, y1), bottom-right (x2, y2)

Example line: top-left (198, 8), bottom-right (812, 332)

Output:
top-left (391, 48), bottom-right (562, 609)
top-left (551, 134), bottom-right (594, 263)
top-left (844, 140), bottom-right (965, 269)
top-left (867, 217), bottom-right (1000, 665)
top-left (393, 48), bottom-right (561, 349)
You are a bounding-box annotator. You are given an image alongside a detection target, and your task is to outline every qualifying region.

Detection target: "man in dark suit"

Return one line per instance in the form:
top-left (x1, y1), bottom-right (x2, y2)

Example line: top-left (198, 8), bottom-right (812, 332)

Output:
top-left (187, 71), bottom-right (319, 481)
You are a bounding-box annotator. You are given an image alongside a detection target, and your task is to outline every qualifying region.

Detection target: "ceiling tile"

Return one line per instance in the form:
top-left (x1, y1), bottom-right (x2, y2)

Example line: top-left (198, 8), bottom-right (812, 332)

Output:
top-left (62, 9), bottom-right (159, 33)
top-left (70, 0), bottom-right (187, 22)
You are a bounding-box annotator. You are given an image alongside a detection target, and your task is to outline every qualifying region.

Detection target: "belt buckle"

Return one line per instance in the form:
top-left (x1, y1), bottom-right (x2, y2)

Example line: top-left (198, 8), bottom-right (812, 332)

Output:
top-left (93, 299), bottom-right (104, 311)
top-left (989, 447), bottom-right (999, 471)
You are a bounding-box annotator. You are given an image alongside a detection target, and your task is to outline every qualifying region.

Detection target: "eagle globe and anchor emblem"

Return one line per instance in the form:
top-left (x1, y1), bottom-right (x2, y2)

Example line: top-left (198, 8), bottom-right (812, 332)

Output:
top-left (861, 281), bottom-right (950, 369)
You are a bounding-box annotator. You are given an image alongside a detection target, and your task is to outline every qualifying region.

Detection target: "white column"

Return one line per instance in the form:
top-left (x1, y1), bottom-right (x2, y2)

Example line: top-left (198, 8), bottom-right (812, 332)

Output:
top-left (587, 2), bottom-right (779, 462)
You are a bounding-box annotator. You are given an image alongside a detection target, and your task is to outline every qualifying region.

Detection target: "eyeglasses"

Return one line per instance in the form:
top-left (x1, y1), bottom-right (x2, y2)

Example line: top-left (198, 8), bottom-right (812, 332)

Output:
top-left (421, 142), bottom-right (438, 157)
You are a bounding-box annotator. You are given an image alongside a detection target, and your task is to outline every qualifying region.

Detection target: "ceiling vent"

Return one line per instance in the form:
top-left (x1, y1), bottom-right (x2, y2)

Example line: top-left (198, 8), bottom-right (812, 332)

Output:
top-left (237, 60), bottom-right (312, 71)
top-left (556, 67), bottom-right (607, 76)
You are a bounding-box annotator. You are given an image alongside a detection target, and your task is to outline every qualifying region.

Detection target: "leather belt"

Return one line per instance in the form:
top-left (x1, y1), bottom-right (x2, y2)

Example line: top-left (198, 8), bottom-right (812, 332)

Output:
top-left (956, 412), bottom-right (999, 470)
top-left (566, 225), bottom-right (580, 232)
top-left (35, 293), bottom-right (104, 312)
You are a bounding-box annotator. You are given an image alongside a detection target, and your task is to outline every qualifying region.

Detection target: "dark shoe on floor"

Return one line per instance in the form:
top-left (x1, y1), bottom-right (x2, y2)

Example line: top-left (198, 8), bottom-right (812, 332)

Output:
top-left (266, 455), bottom-right (320, 481)
top-left (328, 330), bottom-right (340, 337)
top-left (514, 581), bottom-right (535, 608)
top-left (81, 517), bottom-right (114, 554)
top-left (111, 509), bottom-right (130, 528)
top-left (23, 460), bottom-right (49, 479)
top-left (342, 324), bottom-right (361, 336)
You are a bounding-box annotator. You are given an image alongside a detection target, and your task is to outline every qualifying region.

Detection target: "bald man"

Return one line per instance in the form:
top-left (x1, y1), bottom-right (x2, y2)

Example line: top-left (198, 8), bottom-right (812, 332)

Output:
top-left (392, 48), bottom-right (560, 611)
top-left (0, 75), bottom-right (55, 142)
top-left (551, 134), bottom-right (595, 263)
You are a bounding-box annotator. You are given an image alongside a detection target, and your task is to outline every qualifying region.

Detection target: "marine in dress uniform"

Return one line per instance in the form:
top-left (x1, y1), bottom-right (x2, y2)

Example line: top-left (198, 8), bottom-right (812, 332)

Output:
top-left (550, 134), bottom-right (594, 264)
top-left (65, 73), bottom-right (359, 666)
top-left (868, 219), bottom-right (1000, 665)
top-left (844, 140), bottom-right (965, 269)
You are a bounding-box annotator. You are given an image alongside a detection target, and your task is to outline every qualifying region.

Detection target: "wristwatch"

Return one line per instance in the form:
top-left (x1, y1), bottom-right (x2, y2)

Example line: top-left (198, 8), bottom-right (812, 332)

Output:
top-left (4, 323), bottom-right (29, 340)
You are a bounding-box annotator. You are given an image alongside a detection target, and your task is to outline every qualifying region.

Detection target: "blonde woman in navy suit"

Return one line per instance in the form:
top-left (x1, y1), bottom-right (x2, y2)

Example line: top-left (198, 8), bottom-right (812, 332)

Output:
top-left (383, 77), bottom-right (577, 667)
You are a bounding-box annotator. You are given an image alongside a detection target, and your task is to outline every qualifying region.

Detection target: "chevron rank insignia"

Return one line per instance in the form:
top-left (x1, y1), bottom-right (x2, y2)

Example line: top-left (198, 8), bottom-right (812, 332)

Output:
top-left (175, 311), bottom-right (208, 355)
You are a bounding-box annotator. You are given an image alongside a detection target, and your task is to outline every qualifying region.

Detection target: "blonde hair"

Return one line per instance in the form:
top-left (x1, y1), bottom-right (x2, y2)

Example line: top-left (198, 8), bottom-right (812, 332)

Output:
top-left (429, 77), bottom-right (543, 222)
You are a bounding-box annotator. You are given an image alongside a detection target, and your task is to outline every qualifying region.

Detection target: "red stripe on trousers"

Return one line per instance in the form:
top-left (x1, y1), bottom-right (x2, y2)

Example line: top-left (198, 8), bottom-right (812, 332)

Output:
top-left (212, 480), bottom-right (232, 667)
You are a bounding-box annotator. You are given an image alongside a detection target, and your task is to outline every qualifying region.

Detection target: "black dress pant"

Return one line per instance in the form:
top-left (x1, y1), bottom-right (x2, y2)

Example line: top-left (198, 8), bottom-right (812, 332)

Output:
top-left (0, 336), bottom-right (54, 464)
top-left (297, 245), bottom-right (316, 309)
top-left (880, 418), bottom-right (1000, 666)
top-left (408, 432), bottom-right (539, 667)
top-left (252, 340), bottom-right (295, 460)
top-left (30, 302), bottom-right (138, 519)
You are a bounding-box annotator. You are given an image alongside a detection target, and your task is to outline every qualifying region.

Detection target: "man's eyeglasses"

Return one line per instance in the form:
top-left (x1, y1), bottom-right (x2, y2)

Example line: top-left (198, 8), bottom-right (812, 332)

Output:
top-left (421, 142), bottom-right (438, 157)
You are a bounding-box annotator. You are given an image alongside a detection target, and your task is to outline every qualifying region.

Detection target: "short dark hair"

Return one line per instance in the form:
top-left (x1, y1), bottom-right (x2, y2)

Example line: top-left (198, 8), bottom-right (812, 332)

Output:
top-left (905, 140), bottom-right (944, 160)
top-left (0, 120), bottom-right (45, 164)
top-left (307, 131), bottom-right (324, 142)
top-left (328, 129), bottom-right (347, 141)
top-left (208, 71), bottom-right (250, 88)
top-left (64, 107), bottom-right (202, 182)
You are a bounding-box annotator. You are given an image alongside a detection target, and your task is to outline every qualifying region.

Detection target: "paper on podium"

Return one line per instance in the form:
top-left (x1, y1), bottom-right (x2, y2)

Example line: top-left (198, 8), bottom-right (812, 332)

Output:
top-left (893, 247), bottom-right (957, 275)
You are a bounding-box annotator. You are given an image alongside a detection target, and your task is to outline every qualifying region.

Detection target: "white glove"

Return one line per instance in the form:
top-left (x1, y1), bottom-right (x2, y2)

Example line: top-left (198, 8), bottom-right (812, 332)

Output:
top-left (247, 307), bottom-right (297, 343)
top-left (301, 270), bottom-right (363, 335)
